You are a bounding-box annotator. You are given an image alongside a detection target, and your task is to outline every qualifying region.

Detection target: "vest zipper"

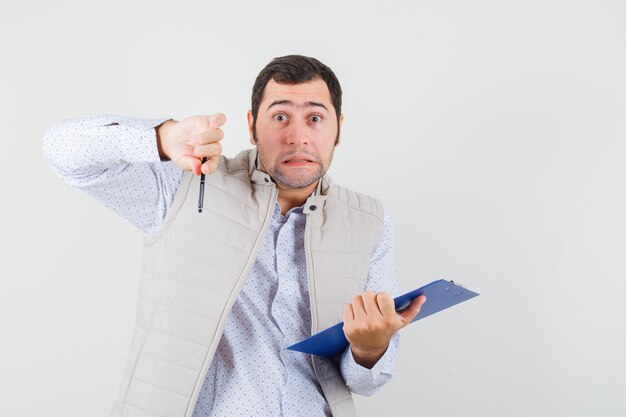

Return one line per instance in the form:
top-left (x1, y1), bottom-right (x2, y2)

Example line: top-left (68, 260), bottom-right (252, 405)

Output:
top-left (185, 184), bottom-right (278, 417)
top-left (304, 205), bottom-right (337, 416)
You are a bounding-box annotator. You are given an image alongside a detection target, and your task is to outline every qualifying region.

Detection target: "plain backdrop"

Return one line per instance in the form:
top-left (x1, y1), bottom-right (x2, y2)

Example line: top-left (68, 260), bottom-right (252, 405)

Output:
top-left (1, 1), bottom-right (625, 416)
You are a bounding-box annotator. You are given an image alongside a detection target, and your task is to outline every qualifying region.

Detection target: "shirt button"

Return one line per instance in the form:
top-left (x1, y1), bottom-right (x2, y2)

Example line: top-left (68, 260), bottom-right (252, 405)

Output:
top-left (264, 178), bottom-right (269, 183)
top-left (309, 205), bottom-right (317, 211)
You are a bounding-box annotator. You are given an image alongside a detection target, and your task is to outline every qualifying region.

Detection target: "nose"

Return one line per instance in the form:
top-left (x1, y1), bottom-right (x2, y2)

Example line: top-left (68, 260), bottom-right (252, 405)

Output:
top-left (286, 119), bottom-right (309, 145)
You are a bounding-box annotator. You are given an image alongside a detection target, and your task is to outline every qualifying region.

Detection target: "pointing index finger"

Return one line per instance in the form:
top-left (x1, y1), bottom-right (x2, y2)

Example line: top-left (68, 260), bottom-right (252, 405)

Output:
top-left (208, 113), bottom-right (227, 129)
top-left (188, 128), bottom-right (224, 146)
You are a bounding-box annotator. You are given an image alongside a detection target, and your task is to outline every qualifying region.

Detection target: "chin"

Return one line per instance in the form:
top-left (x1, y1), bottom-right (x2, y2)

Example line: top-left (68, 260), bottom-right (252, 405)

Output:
top-left (275, 174), bottom-right (321, 190)
top-left (271, 166), bottom-right (325, 189)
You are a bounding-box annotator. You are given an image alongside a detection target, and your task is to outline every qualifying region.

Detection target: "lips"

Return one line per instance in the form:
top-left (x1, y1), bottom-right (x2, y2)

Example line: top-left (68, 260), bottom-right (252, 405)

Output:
top-left (281, 155), bottom-right (317, 164)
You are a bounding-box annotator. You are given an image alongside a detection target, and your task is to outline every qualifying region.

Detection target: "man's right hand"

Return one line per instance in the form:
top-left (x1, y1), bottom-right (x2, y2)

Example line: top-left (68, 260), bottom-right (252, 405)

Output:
top-left (156, 114), bottom-right (227, 176)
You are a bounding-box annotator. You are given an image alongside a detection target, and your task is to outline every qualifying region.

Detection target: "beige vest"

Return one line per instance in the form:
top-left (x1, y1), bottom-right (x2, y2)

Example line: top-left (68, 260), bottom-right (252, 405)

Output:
top-left (111, 149), bottom-right (385, 417)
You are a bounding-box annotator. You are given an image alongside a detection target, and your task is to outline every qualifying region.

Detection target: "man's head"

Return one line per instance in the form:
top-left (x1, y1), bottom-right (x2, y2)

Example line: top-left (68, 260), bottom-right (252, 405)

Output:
top-left (247, 55), bottom-right (343, 190)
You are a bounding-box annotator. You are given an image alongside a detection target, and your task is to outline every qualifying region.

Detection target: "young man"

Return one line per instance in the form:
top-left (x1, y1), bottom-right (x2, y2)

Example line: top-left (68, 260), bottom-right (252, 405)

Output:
top-left (44, 55), bottom-right (425, 417)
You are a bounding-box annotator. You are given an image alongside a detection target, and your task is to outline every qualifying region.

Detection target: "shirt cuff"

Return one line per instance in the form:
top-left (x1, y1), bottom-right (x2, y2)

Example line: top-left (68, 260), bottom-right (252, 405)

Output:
top-left (343, 343), bottom-right (395, 376)
top-left (340, 334), bottom-right (398, 396)
top-left (108, 115), bottom-right (171, 163)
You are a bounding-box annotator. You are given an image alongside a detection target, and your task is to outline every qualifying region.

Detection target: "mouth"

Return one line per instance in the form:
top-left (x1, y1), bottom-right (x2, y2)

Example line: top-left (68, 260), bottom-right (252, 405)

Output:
top-left (282, 156), bottom-right (317, 166)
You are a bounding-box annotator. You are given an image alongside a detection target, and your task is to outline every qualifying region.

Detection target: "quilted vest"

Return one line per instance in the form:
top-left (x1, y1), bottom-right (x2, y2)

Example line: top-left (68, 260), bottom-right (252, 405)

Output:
top-left (111, 148), bottom-right (385, 417)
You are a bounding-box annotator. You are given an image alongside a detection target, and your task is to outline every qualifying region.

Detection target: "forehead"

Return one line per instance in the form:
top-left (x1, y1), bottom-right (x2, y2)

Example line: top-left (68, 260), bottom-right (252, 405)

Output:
top-left (260, 78), bottom-right (333, 111)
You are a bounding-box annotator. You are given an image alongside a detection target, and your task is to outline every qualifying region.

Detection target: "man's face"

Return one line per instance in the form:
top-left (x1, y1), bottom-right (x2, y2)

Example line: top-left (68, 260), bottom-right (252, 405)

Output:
top-left (248, 78), bottom-right (343, 190)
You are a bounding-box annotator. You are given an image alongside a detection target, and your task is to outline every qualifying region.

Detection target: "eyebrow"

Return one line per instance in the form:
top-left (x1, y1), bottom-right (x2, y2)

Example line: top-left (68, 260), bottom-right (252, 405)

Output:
top-left (267, 100), bottom-right (328, 111)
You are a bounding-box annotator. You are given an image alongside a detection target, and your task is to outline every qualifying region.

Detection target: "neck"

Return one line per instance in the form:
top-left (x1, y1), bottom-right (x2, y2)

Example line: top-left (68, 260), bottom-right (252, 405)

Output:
top-left (276, 180), bottom-right (318, 215)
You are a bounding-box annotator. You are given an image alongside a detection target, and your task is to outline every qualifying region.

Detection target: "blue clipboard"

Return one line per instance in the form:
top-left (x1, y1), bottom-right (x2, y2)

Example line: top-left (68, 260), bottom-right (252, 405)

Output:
top-left (287, 279), bottom-right (479, 358)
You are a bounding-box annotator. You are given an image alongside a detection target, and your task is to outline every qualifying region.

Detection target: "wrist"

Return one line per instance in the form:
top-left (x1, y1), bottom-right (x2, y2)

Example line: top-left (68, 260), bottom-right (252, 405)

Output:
top-left (350, 343), bottom-right (389, 369)
top-left (155, 119), bottom-right (176, 161)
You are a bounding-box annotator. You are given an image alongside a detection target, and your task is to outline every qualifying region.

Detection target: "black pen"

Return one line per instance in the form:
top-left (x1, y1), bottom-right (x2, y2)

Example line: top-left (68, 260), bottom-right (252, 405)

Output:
top-left (198, 157), bottom-right (207, 213)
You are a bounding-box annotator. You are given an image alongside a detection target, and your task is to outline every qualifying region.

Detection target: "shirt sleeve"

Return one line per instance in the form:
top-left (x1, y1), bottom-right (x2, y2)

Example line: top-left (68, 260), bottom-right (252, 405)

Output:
top-left (340, 211), bottom-right (401, 396)
top-left (42, 114), bottom-right (184, 234)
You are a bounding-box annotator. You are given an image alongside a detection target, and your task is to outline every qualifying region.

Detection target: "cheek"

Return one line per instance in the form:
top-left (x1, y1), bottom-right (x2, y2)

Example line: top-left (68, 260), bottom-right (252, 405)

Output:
top-left (318, 128), bottom-right (338, 151)
top-left (257, 140), bottom-right (281, 167)
top-left (258, 122), bottom-right (287, 141)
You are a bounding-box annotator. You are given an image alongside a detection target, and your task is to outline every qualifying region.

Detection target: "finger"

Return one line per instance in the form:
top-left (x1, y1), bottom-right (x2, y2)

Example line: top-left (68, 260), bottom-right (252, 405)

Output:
top-left (177, 114), bottom-right (227, 137)
top-left (194, 142), bottom-right (223, 158)
top-left (375, 292), bottom-right (396, 317)
top-left (177, 115), bottom-right (208, 136)
top-left (188, 128), bottom-right (224, 146)
top-left (343, 304), bottom-right (355, 323)
top-left (351, 294), bottom-right (366, 319)
top-left (207, 113), bottom-right (227, 129)
top-left (201, 156), bottom-right (220, 175)
top-left (176, 155), bottom-right (202, 175)
top-left (399, 295), bottom-right (426, 325)
top-left (362, 291), bottom-right (383, 317)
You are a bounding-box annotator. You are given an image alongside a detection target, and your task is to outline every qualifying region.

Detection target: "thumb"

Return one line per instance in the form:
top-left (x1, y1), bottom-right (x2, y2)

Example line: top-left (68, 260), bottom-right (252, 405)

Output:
top-left (398, 295), bottom-right (426, 325)
top-left (176, 155), bottom-right (202, 176)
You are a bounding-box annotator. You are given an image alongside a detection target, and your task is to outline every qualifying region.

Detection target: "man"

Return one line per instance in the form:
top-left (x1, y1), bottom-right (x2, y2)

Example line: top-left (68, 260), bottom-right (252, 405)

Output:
top-left (44, 55), bottom-right (425, 417)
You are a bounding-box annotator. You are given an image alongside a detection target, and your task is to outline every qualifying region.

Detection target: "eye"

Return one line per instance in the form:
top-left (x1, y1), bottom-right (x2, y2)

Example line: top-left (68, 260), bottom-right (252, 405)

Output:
top-left (273, 113), bottom-right (287, 122)
top-left (310, 115), bottom-right (322, 123)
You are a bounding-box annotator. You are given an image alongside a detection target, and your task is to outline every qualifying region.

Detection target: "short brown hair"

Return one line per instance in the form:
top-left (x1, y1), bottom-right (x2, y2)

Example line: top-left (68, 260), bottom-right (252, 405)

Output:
top-left (251, 55), bottom-right (342, 143)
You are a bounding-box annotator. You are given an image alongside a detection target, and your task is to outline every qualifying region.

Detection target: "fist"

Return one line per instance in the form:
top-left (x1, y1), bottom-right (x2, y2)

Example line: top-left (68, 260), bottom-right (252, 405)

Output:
top-left (156, 113), bottom-right (227, 175)
top-left (343, 291), bottom-right (426, 368)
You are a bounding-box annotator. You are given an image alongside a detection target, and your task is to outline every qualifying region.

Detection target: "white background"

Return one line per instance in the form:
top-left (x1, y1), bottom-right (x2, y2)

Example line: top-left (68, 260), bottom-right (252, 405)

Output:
top-left (1, 1), bottom-right (625, 416)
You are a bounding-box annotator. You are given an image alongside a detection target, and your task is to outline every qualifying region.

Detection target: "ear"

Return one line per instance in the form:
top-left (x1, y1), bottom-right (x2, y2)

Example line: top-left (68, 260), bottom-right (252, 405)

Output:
top-left (336, 113), bottom-right (344, 146)
top-left (247, 110), bottom-right (256, 145)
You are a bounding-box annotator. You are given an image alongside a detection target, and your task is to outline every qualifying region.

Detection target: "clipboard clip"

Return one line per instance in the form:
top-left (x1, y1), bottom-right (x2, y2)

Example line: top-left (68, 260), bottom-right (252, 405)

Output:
top-left (448, 280), bottom-right (466, 296)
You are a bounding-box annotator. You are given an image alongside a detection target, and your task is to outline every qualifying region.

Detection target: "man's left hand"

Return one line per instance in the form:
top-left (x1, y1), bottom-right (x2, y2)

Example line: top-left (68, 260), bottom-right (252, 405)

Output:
top-left (343, 291), bottom-right (426, 369)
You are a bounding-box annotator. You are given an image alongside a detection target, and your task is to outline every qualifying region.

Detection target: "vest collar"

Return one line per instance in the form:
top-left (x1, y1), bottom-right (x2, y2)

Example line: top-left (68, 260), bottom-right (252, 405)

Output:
top-left (248, 147), bottom-right (273, 186)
